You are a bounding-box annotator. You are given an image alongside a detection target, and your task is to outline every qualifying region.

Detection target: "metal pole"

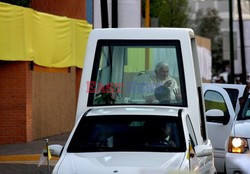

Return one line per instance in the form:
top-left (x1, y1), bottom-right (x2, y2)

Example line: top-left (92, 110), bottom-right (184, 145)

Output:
top-left (46, 139), bottom-right (50, 174)
top-left (112, 0), bottom-right (118, 28)
top-left (237, 0), bottom-right (247, 84)
top-left (100, 0), bottom-right (109, 28)
top-left (229, 0), bottom-right (235, 83)
top-left (145, 0), bottom-right (150, 27)
top-left (145, 0), bottom-right (150, 70)
top-left (188, 140), bottom-right (191, 171)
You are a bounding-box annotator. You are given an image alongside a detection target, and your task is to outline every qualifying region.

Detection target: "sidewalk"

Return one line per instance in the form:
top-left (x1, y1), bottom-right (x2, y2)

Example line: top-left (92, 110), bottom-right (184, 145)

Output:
top-left (0, 132), bottom-right (70, 166)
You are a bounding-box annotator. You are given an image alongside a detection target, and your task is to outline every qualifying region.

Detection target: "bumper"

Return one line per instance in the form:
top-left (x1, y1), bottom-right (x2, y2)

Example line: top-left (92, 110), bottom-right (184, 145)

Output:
top-left (213, 156), bottom-right (225, 173)
top-left (225, 152), bottom-right (248, 174)
top-left (212, 151), bottom-right (225, 173)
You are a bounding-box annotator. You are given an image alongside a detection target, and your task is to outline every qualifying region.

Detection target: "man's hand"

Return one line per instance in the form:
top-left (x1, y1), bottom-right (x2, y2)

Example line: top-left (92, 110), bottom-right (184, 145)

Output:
top-left (145, 97), bottom-right (154, 103)
top-left (164, 80), bottom-right (173, 87)
top-left (174, 88), bottom-right (181, 102)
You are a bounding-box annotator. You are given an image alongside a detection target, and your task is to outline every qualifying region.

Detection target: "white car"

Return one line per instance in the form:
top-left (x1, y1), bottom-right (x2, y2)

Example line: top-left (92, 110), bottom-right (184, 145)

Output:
top-left (50, 107), bottom-right (216, 174)
top-left (225, 92), bottom-right (250, 174)
top-left (49, 28), bottom-right (217, 174)
top-left (203, 83), bottom-right (248, 173)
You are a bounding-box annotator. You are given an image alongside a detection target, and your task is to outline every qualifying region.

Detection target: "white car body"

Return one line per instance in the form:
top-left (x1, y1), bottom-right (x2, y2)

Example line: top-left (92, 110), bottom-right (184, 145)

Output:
top-left (203, 83), bottom-right (247, 173)
top-left (50, 28), bottom-right (216, 173)
top-left (225, 93), bottom-right (250, 174)
top-left (51, 107), bottom-right (216, 174)
top-left (77, 28), bottom-right (207, 145)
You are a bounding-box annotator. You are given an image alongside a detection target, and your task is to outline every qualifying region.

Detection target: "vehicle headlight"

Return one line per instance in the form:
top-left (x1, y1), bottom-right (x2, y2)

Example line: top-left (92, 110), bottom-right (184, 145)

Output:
top-left (228, 137), bottom-right (249, 153)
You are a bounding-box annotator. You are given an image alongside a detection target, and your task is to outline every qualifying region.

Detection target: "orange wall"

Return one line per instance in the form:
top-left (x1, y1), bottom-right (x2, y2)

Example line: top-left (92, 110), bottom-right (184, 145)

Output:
top-left (30, 0), bottom-right (86, 20)
top-left (75, 68), bottom-right (82, 102)
top-left (0, 61), bottom-right (32, 144)
top-left (0, 61), bottom-right (77, 144)
top-left (32, 67), bottom-right (76, 140)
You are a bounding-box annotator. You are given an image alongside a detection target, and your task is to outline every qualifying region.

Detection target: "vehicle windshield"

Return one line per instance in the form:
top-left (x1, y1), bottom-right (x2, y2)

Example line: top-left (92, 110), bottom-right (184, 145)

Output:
top-left (67, 115), bottom-right (186, 153)
top-left (87, 40), bottom-right (187, 106)
top-left (237, 97), bottom-right (250, 120)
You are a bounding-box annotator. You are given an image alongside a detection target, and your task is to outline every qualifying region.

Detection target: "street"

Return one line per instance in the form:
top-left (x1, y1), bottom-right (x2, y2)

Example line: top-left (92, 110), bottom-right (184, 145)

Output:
top-left (0, 133), bottom-right (68, 174)
top-left (0, 164), bottom-right (53, 174)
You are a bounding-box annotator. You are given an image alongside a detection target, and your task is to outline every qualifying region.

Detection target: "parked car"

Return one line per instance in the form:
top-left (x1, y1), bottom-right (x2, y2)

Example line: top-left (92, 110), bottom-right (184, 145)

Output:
top-left (203, 83), bottom-right (248, 173)
top-left (50, 107), bottom-right (216, 174)
top-left (225, 92), bottom-right (250, 174)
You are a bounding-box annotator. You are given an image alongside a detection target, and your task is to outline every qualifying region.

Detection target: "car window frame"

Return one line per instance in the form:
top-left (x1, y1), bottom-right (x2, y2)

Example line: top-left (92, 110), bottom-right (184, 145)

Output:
top-left (67, 115), bottom-right (186, 153)
top-left (87, 39), bottom-right (187, 107)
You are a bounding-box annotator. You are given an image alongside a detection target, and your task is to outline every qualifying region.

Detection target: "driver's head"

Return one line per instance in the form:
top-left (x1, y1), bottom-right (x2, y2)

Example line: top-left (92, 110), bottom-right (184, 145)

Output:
top-left (162, 123), bottom-right (172, 136)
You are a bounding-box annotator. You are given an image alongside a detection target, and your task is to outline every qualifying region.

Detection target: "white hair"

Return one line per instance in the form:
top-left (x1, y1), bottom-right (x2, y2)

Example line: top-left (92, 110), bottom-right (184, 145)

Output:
top-left (155, 62), bottom-right (169, 73)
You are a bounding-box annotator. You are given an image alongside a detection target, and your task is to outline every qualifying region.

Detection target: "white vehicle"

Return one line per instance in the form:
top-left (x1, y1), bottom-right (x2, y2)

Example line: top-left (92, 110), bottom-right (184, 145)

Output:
top-left (203, 83), bottom-right (247, 173)
top-left (50, 28), bottom-right (216, 173)
top-left (51, 107), bottom-right (215, 174)
top-left (225, 92), bottom-right (250, 174)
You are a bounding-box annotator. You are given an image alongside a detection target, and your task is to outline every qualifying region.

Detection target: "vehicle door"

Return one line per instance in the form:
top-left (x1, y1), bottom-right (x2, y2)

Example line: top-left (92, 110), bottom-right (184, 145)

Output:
top-left (203, 83), bottom-right (247, 115)
top-left (186, 115), bottom-right (215, 173)
top-left (203, 85), bottom-right (235, 171)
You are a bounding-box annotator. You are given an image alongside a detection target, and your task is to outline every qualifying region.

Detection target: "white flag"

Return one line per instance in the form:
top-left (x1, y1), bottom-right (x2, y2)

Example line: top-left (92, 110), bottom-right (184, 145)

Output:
top-left (38, 146), bottom-right (51, 167)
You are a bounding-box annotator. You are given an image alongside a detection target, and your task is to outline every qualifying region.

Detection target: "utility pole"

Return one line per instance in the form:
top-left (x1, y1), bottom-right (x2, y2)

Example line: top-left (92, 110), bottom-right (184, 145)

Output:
top-left (100, 0), bottom-right (109, 28)
top-left (145, 0), bottom-right (150, 70)
top-left (237, 0), bottom-right (247, 84)
top-left (229, 0), bottom-right (235, 83)
top-left (145, 0), bottom-right (150, 27)
top-left (112, 0), bottom-right (118, 28)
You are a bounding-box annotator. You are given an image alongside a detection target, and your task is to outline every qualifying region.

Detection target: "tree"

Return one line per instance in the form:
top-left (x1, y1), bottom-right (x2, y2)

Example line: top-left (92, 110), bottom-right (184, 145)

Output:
top-left (0, 0), bottom-right (31, 7)
top-left (193, 9), bottom-right (221, 39)
top-left (142, 0), bottom-right (190, 28)
top-left (193, 8), bottom-right (223, 74)
top-left (158, 0), bottom-right (189, 27)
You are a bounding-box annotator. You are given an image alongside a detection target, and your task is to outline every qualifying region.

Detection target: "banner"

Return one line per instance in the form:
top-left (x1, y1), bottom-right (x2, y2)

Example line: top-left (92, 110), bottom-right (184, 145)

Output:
top-left (0, 2), bottom-right (92, 68)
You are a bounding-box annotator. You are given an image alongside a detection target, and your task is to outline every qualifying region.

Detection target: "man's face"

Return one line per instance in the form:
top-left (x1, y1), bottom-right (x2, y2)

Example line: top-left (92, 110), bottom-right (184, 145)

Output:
top-left (156, 66), bottom-right (169, 80)
top-left (162, 125), bottom-right (171, 136)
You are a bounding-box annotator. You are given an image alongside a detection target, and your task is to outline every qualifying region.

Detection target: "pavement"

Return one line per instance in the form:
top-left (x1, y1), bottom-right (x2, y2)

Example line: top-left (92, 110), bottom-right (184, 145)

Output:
top-left (0, 132), bottom-right (70, 174)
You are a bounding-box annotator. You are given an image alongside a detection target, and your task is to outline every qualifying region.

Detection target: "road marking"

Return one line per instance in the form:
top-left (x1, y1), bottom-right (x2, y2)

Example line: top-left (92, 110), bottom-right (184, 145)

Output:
top-left (0, 154), bottom-right (59, 162)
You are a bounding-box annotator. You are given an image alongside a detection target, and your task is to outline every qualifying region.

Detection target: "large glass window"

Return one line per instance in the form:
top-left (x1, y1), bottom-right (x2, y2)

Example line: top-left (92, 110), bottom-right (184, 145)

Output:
top-left (204, 90), bottom-right (230, 123)
top-left (67, 115), bottom-right (186, 153)
top-left (204, 90), bottom-right (228, 112)
top-left (87, 40), bottom-right (186, 106)
top-left (224, 88), bottom-right (239, 110)
top-left (238, 97), bottom-right (250, 120)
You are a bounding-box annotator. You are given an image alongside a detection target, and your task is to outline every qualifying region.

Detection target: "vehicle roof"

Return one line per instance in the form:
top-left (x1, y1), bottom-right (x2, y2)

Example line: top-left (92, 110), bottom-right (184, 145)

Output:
top-left (203, 83), bottom-right (246, 90)
top-left (85, 107), bottom-right (180, 117)
top-left (90, 28), bottom-right (195, 40)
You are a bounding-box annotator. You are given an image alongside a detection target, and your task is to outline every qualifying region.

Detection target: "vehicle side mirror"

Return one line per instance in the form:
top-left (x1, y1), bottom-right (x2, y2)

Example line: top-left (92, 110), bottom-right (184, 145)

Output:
top-left (195, 144), bottom-right (213, 157)
top-left (205, 109), bottom-right (229, 125)
top-left (49, 144), bottom-right (63, 157)
top-left (206, 109), bottom-right (224, 117)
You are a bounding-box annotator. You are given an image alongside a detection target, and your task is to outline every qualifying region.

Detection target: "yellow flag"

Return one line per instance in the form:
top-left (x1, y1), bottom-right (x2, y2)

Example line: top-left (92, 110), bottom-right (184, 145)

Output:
top-left (186, 145), bottom-right (190, 160)
top-left (38, 146), bottom-right (51, 167)
top-left (47, 145), bottom-right (52, 160)
top-left (187, 144), bottom-right (194, 160)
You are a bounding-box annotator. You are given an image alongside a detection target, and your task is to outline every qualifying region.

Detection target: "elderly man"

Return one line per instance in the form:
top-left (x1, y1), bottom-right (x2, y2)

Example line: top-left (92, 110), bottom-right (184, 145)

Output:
top-left (144, 62), bottom-right (180, 103)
